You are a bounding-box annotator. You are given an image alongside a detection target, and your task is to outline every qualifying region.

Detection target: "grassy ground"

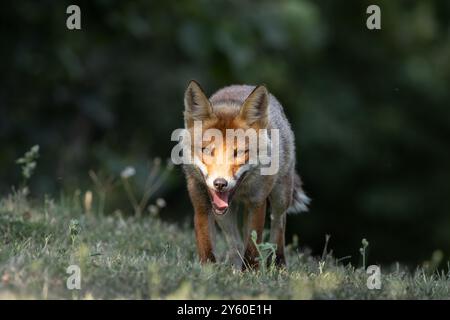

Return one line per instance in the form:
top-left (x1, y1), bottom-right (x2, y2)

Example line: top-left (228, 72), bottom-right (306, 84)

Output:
top-left (1, 192), bottom-right (449, 300)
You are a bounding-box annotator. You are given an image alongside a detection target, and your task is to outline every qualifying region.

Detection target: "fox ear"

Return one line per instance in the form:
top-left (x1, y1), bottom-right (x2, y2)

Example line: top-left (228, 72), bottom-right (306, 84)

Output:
top-left (239, 85), bottom-right (269, 127)
top-left (184, 80), bottom-right (212, 127)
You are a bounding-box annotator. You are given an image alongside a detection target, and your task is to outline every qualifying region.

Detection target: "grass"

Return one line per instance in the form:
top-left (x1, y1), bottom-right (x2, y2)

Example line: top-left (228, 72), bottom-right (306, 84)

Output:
top-left (1, 192), bottom-right (450, 300)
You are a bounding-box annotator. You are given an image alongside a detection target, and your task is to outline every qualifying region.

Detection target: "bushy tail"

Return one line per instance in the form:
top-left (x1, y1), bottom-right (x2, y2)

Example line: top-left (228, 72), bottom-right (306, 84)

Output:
top-left (287, 173), bottom-right (310, 214)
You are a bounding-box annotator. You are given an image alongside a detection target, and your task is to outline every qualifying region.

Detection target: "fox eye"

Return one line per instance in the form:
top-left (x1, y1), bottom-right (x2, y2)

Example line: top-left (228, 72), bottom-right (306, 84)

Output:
top-left (202, 146), bottom-right (214, 156)
top-left (234, 149), bottom-right (249, 158)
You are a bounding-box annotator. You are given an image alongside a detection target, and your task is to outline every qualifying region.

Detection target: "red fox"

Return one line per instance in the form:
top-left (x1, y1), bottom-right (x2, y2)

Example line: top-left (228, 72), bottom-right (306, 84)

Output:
top-left (182, 80), bottom-right (309, 269)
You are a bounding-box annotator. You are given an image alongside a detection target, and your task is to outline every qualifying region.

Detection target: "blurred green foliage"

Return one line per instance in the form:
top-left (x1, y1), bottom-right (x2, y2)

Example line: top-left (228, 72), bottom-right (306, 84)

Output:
top-left (1, 0), bottom-right (449, 266)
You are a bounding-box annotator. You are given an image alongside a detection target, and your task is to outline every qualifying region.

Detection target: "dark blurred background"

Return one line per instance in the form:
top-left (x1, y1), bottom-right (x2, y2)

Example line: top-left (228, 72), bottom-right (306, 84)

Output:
top-left (1, 0), bottom-right (449, 267)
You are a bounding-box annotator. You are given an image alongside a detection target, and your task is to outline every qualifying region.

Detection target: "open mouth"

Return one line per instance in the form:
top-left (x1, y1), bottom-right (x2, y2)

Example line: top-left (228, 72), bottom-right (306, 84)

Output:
top-left (207, 172), bottom-right (248, 215)
top-left (209, 190), bottom-right (231, 215)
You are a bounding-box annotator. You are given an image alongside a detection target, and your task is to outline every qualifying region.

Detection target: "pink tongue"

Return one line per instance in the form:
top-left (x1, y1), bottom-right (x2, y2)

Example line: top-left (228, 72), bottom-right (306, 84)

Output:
top-left (211, 191), bottom-right (229, 210)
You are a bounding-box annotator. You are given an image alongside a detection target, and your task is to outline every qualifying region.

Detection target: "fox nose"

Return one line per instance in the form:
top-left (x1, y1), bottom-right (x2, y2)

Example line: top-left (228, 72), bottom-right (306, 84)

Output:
top-left (213, 178), bottom-right (228, 191)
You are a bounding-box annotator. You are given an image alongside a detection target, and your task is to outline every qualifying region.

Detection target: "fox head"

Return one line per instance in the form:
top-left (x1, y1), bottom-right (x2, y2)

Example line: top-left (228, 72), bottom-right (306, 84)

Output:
top-left (184, 80), bottom-right (269, 214)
